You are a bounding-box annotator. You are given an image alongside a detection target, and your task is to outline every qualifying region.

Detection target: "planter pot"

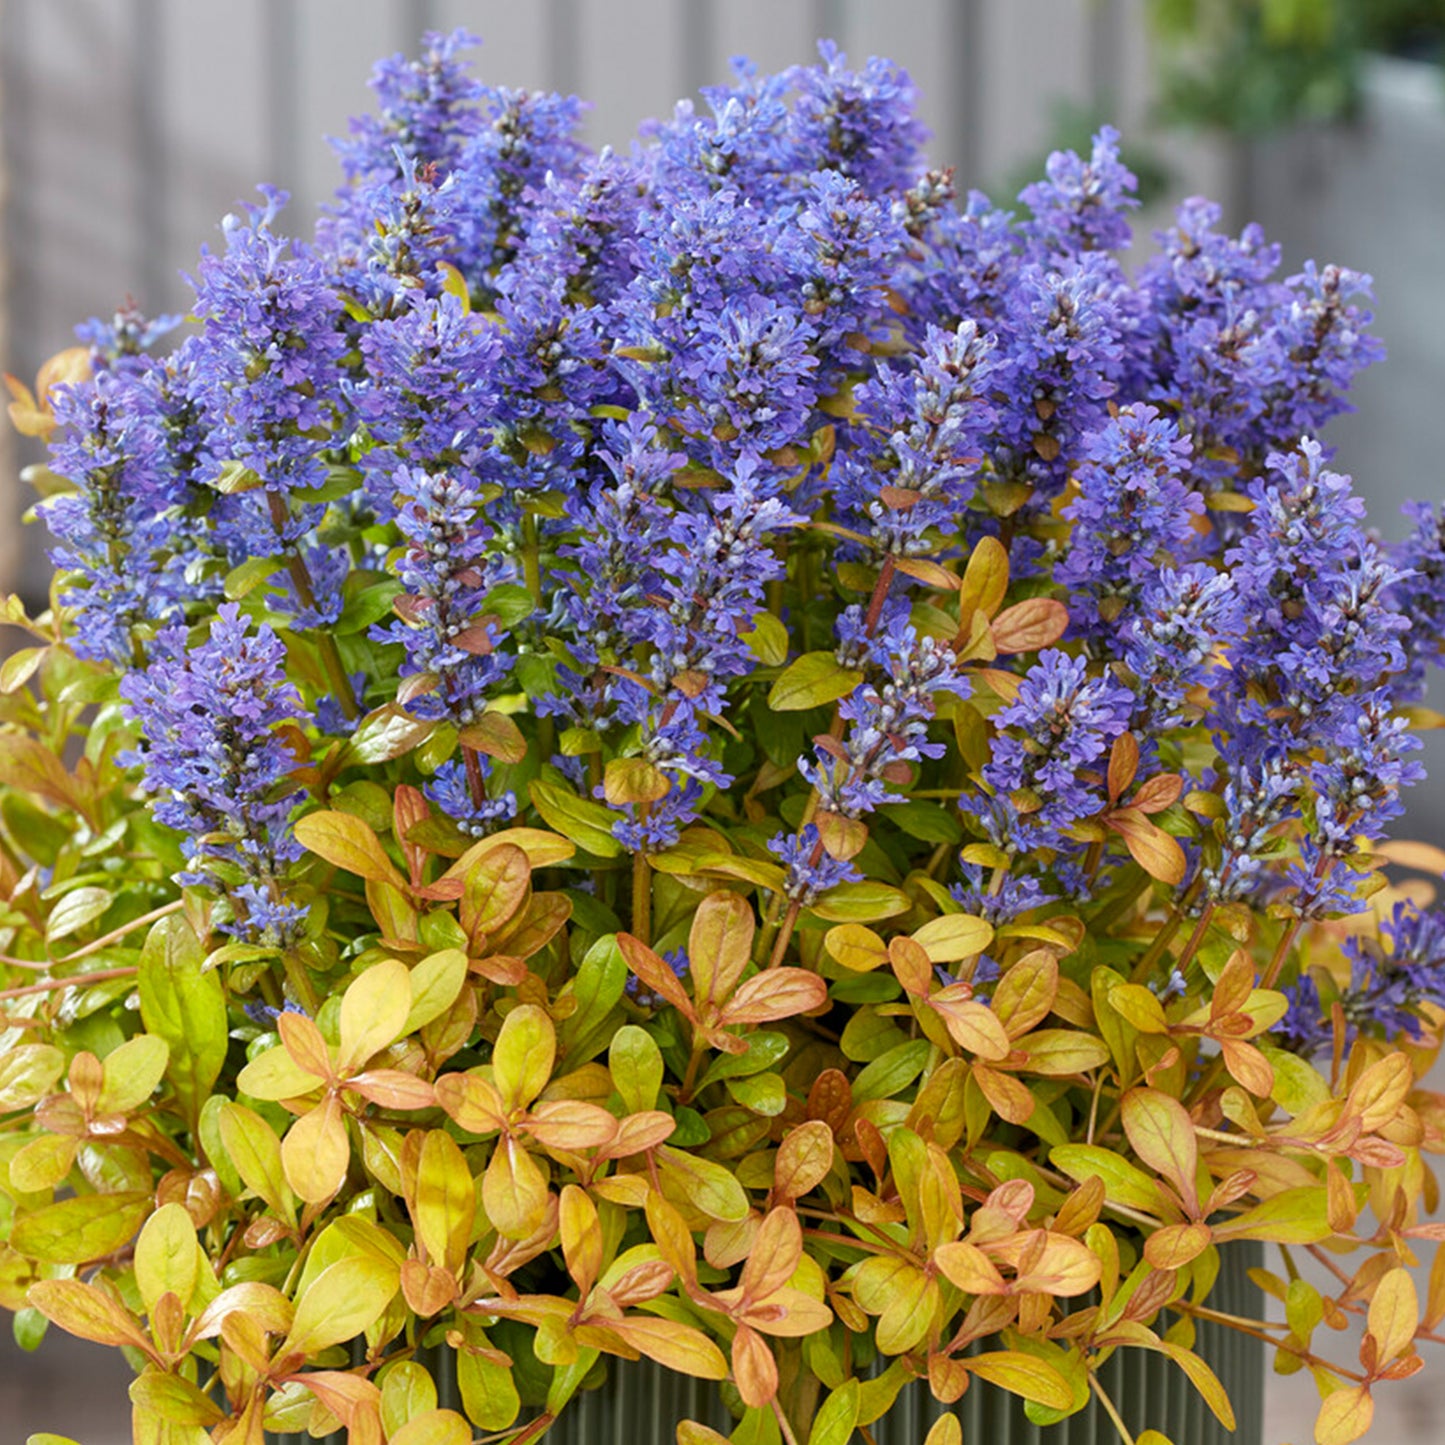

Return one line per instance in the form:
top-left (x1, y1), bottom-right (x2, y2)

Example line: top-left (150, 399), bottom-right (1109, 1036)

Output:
top-left (268, 1245), bottom-right (1263, 1445)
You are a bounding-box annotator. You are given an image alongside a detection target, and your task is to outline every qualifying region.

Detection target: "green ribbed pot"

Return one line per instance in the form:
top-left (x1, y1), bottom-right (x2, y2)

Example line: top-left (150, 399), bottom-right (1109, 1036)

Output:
top-left (268, 1244), bottom-right (1263, 1445)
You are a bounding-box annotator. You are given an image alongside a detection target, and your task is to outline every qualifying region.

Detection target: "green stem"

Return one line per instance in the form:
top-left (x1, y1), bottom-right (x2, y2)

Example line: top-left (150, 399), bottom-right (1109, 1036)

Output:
top-left (631, 850), bottom-right (652, 946)
top-left (281, 948), bottom-right (321, 1014)
top-left (1089, 1373), bottom-right (1136, 1445)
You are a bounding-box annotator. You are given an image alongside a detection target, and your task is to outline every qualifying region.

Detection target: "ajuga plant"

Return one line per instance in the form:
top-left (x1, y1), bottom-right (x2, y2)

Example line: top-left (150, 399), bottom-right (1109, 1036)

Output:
top-left (5, 29), bottom-right (1445, 1445)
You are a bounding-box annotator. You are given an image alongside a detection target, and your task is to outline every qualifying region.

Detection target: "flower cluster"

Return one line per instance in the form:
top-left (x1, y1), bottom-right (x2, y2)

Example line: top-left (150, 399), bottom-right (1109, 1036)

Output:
top-left (119, 604), bottom-right (308, 945)
top-left (13, 36), bottom-right (1445, 1445)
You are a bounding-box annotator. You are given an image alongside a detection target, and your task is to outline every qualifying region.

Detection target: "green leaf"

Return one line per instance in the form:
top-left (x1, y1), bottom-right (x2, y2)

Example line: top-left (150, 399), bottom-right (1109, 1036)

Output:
top-left (345, 705), bottom-right (434, 764)
top-left (138, 915), bottom-right (227, 1126)
top-left (558, 935), bottom-right (628, 1063)
top-left (799, 1374), bottom-right (856, 1439)
top-left (212, 460), bottom-right (263, 494)
top-left (45, 885), bottom-right (111, 943)
top-left (493, 1005), bottom-right (556, 1112)
top-left (223, 555), bottom-right (281, 601)
top-left (0, 1045), bottom-right (65, 1111)
top-left (482, 583), bottom-right (537, 628)
top-left (767, 651), bottom-right (863, 711)
top-left (807, 881), bottom-right (910, 923)
top-left (1050, 1144), bottom-right (1164, 1214)
top-left (742, 612), bottom-right (790, 667)
top-left (217, 1101), bottom-right (295, 1227)
top-left (610, 1025), bottom-right (664, 1113)
top-left (528, 780), bottom-right (623, 857)
top-left (281, 1254), bottom-right (400, 1357)
top-left (657, 1146), bottom-right (750, 1222)
top-left (11, 1190), bottom-right (151, 1265)
top-left (697, 1031), bottom-right (790, 1092)
top-left (852, 1039), bottom-right (931, 1102)
top-left (134, 1203), bottom-right (200, 1317)
top-left (404, 949), bottom-right (468, 1035)
top-left (1212, 1187), bottom-right (1336, 1245)
top-left (95, 1034), bottom-right (169, 1115)
top-left (878, 800), bottom-right (963, 844)
top-left (725, 1071), bottom-right (787, 1116)
top-left (335, 579), bottom-right (403, 636)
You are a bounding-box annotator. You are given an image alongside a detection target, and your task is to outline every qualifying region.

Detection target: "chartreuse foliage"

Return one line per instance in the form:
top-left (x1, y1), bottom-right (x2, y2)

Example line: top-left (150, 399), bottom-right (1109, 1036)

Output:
top-left (4, 27), bottom-right (1445, 1445)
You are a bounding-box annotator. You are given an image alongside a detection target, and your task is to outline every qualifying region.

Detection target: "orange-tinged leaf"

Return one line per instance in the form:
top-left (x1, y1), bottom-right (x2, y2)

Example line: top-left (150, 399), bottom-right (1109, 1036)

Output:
top-left (1121, 1088), bottom-right (1199, 1216)
top-left (990, 598), bottom-right (1069, 654)
top-left (1132, 772), bottom-right (1183, 814)
top-left (492, 1004), bottom-right (556, 1113)
top-left (346, 1068), bottom-right (436, 1110)
top-left (933, 1241), bottom-right (1007, 1295)
top-left (737, 1285), bottom-right (833, 1338)
top-left (1314, 1386), bottom-right (1374, 1445)
top-left (1144, 1221), bottom-right (1213, 1270)
top-left (888, 936), bottom-right (933, 995)
top-left (338, 959), bottom-right (413, 1074)
top-left (1108, 732), bottom-right (1139, 804)
top-left (559, 1185), bottom-right (602, 1295)
top-left (677, 1424), bottom-right (731, 1445)
top-left (1368, 1267), bottom-right (1418, 1367)
top-left (1344, 1052), bottom-right (1413, 1133)
top-left (607, 1110), bottom-right (676, 1157)
top-left (189, 1281), bottom-right (292, 1342)
top-left (739, 1208), bottom-right (804, 1303)
top-left (282, 1095), bottom-right (349, 1204)
top-left (645, 1189), bottom-right (698, 1288)
top-left (618, 933), bottom-right (695, 1017)
top-left (609, 1316), bottom-right (728, 1380)
top-left (276, 1010), bottom-right (333, 1081)
top-left (294, 810), bottom-right (407, 887)
top-left (483, 1136), bottom-right (549, 1241)
top-left (603, 755), bottom-right (671, 806)
top-left (28, 1278), bottom-right (152, 1352)
top-left (1149, 1340), bottom-right (1236, 1429)
top-left (971, 1062), bottom-right (1036, 1124)
top-left (722, 968), bottom-right (827, 1027)
top-left (931, 989), bottom-right (1012, 1060)
top-left (965, 1351), bottom-right (1073, 1410)
top-left (434, 1071), bottom-right (507, 1135)
top-left (991, 952), bottom-right (1058, 1038)
top-left (1106, 809), bottom-right (1186, 884)
top-left (1220, 1039), bottom-right (1274, 1097)
top-left (459, 845), bottom-right (531, 942)
top-left (525, 1100), bottom-right (619, 1152)
top-left (689, 890), bottom-right (755, 1010)
top-left (731, 1322), bottom-right (778, 1407)
top-left (773, 1121), bottom-right (835, 1202)
top-left (458, 710), bottom-right (528, 764)
top-left (442, 828), bottom-right (575, 881)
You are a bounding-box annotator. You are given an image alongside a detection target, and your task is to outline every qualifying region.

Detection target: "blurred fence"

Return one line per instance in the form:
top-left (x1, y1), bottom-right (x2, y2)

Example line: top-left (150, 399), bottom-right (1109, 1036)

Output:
top-left (0, 0), bottom-right (1188, 388)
